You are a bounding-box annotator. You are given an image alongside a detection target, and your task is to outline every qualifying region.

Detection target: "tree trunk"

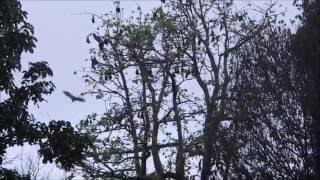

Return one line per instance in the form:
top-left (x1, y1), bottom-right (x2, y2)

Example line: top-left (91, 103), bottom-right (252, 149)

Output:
top-left (170, 74), bottom-right (185, 179)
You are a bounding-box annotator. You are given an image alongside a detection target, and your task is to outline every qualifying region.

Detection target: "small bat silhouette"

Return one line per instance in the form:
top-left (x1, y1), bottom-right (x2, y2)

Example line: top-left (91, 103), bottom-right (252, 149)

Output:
top-left (63, 91), bottom-right (85, 102)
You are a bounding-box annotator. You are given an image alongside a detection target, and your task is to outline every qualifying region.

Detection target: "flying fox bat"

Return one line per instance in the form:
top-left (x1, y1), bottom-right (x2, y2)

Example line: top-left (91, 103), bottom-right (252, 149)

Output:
top-left (63, 91), bottom-right (85, 102)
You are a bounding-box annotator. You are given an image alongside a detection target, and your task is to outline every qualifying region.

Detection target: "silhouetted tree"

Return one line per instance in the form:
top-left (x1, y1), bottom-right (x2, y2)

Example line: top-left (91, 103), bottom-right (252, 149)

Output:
top-left (233, 21), bottom-right (317, 179)
top-left (0, 0), bottom-right (92, 176)
top-left (293, 0), bottom-right (320, 178)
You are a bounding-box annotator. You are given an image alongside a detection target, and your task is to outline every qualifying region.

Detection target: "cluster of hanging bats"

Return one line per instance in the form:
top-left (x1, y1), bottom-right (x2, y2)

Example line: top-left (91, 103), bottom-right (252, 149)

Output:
top-left (64, 0), bottom-right (207, 103)
top-left (92, 56), bottom-right (197, 82)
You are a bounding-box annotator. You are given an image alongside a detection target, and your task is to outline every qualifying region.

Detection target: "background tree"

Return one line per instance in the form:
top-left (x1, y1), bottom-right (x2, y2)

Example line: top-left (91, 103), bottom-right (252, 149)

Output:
top-left (0, 0), bottom-right (92, 176)
top-left (167, 1), bottom-right (277, 179)
top-left (293, 0), bottom-right (320, 178)
top-left (233, 21), bottom-right (316, 179)
top-left (222, 0), bottom-right (320, 178)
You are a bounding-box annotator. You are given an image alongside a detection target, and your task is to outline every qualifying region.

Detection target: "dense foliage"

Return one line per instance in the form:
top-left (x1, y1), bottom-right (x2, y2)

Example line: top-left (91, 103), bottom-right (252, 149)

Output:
top-left (293, 0), bottom-right (320, 177)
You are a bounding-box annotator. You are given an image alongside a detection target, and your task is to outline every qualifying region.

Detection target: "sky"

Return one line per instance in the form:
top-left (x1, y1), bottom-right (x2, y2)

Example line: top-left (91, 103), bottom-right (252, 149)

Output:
top-left (3, 0), bottom-right (299, 179)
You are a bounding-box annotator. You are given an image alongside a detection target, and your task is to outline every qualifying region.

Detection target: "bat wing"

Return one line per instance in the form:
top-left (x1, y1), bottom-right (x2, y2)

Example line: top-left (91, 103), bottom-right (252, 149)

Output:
top-left (73, 97), bottom-right (85, 102)
top-left (63, 91), bottom-right (85, 102)
top-left (63, 91), bottom-right (74, 98)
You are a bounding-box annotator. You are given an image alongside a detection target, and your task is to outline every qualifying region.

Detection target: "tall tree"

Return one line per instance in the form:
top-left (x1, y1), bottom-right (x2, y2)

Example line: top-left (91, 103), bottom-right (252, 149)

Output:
top-left (78, 1), bottom-right (280, 179)
top-left (78, 7), bottom-right (189, 179)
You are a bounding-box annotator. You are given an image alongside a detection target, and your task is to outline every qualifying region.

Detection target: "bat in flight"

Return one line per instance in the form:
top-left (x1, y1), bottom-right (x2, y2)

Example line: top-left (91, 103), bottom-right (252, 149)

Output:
top-left (63, 91), bottom-right (85, 102)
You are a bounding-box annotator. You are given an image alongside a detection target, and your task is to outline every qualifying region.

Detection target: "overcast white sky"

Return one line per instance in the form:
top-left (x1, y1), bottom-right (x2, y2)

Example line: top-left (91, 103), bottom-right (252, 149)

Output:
top-left (3, 0), bottom-right (298, 179)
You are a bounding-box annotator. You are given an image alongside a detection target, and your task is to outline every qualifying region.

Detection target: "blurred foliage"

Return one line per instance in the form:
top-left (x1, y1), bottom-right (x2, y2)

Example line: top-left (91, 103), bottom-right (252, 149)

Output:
top-left (293, 0), bottom-right (320, 177)
top-left (0, 168), bottom-right (30, 180)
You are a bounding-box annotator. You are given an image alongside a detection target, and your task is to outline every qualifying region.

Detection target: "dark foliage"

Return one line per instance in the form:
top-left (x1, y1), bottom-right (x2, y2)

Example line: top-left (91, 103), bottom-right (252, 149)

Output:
top-left (0, 168), bottom-right (30, 180)
top-left (293, 0), bottom-right (320, 177)
top-left (39, 120), bottom-right (92, 170)
top-left (234, 23), bottom-right (316, 179)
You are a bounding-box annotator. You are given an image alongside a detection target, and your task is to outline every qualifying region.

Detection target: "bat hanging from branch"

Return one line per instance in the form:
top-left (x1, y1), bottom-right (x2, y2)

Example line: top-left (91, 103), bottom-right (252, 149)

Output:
top-left (63, 91), bottom-right (85, 102)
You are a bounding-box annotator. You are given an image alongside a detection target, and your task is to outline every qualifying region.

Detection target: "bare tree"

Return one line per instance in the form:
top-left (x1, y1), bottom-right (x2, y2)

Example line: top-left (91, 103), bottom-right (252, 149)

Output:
top-left (165, 1), bottom-right (277, 179)
top-left (17, 150), bottom-right (56, 180)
